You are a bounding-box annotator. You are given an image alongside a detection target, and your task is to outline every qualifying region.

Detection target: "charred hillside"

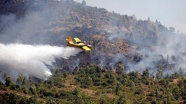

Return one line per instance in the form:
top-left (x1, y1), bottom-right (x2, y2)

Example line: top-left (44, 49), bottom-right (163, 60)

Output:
top-left (0, 1), bottom-right (186, 104)
top-left (0, 0), bottom-right (170, 46)
top-left (0, 0), bottom-right (185, 75)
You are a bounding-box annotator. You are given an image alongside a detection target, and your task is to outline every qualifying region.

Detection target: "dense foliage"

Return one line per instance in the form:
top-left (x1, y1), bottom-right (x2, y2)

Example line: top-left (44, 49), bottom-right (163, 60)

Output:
top-left (0, 64), bottom-right (185, 104)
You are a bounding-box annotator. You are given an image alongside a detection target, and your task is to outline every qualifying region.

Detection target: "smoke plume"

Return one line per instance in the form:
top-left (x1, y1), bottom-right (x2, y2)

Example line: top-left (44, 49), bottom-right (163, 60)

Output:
top-left (108, 30), bottom-right (186, 76)
top-left (0, 1), bottom-right (76, 81)
top-left (0, 43), bottom-right (81, 81)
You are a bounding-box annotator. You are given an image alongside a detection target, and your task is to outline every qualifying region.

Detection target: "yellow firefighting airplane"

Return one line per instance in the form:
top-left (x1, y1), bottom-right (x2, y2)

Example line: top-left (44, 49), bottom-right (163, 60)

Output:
top-left (66, 36), bottom-right (93, 53)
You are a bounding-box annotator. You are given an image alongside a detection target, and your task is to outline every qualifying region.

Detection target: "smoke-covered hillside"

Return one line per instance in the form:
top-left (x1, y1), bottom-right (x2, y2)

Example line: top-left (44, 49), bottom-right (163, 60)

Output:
top-left (0, 0), bottom-right (186, 81)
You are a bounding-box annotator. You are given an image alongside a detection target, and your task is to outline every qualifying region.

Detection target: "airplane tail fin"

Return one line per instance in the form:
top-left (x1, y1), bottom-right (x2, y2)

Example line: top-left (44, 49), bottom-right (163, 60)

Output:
top-left (66, 36), bottom-right (74, 45)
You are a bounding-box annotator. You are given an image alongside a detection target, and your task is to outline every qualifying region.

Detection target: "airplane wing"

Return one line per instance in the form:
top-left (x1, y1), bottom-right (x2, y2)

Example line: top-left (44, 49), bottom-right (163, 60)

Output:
top-left (74, 38), bottom-right (81, 43)
top-left (82, 46), bottom-right (91, 51)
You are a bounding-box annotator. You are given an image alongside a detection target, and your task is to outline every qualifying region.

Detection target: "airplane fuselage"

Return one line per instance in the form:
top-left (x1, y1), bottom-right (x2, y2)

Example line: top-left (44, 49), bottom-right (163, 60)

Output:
top-left (67, 43), bottom-right (93, 52)
top-left (66, 36), bottom-right (93, 53)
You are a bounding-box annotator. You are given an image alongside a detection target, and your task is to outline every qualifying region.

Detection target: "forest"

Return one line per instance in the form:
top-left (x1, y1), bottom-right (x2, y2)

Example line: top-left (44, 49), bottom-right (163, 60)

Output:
top-left (0, 64), bottom-right (185, 104)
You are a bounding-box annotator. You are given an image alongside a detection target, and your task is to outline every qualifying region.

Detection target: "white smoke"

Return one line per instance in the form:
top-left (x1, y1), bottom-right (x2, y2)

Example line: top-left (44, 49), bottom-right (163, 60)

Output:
top-left (106, 28), bottom-right (186, 76)
top-left (0, 43), bottom-right (81, 81)
top-left (0, 1), bottom-right (83, 82)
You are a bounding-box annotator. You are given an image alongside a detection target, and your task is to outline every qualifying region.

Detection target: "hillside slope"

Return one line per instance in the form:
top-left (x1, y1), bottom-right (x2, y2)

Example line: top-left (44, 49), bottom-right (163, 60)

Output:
top-left (0, 65), bottom-right (185, 103)
top-left (0, 0), bottom-right (185, 83)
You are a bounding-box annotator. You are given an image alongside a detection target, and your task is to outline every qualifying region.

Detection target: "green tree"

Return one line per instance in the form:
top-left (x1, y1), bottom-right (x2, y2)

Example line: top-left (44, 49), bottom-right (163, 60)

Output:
top-left (117, 95), bottom-right (127, 104)
top-left (100, 95), bottom-right (108, 104)
top-left (5, 76), bottom-right (12, 86)
top-left (156, 69), bottom-right (163, 79)
top-left (115, 83), bottom-right (122, 95)
top-left (117, 64), bottom-right (124, 74)
top-left (73, 87), bottom-right (80, 96)
top-left (29, 84), bottom-right (37, 95)
top-left (95, 65), bottom-right (102, 73)
top-left (167, 95), bottom-right (171, 104)
top-left (142, 69), bottom-right (149, 78)
top-left (63, 71), bottom-right (68, 78)
top-left (172, 87), bottom-right (181, 100)
top-left (29, 96), bottom-right (37, 104)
